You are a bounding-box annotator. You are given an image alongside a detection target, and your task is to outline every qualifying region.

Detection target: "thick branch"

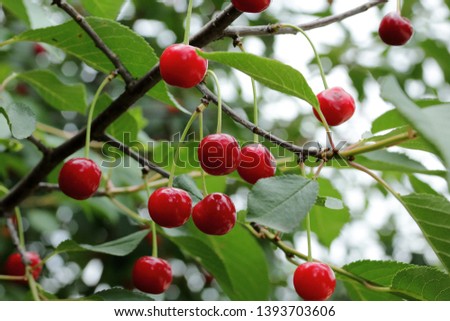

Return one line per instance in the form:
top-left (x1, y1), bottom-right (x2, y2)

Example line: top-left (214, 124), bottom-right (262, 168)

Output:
top-left (99, 134), bottom-right (170, 178)
top-left (223, 0), bottom-right (387, 37)
top-left (51, 0), bottom-right (135, 85)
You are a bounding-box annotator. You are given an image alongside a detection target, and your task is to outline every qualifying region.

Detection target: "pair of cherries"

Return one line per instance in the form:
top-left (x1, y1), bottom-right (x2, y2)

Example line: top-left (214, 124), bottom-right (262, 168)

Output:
top-left (199, 134), bottom-right (277, 184)
top-left (4, 252), bottom-right (42, 283)
top-left (148, 187), bottom-right (236, 236)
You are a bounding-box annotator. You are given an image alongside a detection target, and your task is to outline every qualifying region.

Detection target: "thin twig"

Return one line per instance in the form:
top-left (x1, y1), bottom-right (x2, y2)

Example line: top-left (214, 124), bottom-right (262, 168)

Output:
top-left (98, 134), bottom-right (170, 178)
top-left (27, 136), bottom-right (51, 154)
top-left (198, 82), bottom-right (326, 158)
top-left (223, 0), bottom-right (388, 37)
top-left (50, 0), bottom-right (135, 86)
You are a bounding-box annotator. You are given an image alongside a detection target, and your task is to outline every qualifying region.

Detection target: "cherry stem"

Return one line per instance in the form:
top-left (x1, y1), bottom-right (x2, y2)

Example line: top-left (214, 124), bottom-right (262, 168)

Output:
top-left (143, 174), bottom-right (158, 258)
top-left (207, 70), bottom-right (223, 134)
top-left (282, 24), bottom-right (329, 90)
top-left (281, 24), bottom-right (334, 142)
top-left (109, 197), bottom-right (151, 225)
top-left (299, 162), bottom-right (312, 262)
top-left (183, 0), bottom-right (194, 45)
top-left (348, 161), bottom-right (406, 208)
top-left (84, 70), bottom-right (117, 159)
top-left (0, 275), bottom-right (27, 281)
top-left (237, 42), bottom-right (259, 143)
top-left (199, 111), bottom-right (208, 196)
top-left (168, 103), bottom-right (207, 187)
top-left (397, 0), bottom-right (402, 14)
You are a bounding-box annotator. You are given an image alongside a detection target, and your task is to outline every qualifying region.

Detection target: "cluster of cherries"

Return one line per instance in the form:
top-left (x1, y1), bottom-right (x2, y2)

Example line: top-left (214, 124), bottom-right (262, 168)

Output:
top-left (3, 0), bottom-right (414, 301)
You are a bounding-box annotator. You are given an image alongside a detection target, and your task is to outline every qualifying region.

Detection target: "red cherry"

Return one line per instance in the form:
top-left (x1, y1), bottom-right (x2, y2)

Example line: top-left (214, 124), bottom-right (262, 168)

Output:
top-left (148, 187), bottom-right (192, 228)
top-left (378, 12), bottom-right (413, 46)
top-left (198, 134), bottom-right (241, 176)
top-left (15, 83), bottom-right (29, 96)
top-left (237, 143), bottom-right (276, 184)
top-left (58, 158), bottom-right (102, 200)
top-left (4, 252), bottom-right (42, 282)
top-left (132, 256), bottom-right (172, 294)
top-left (33, 43), bottom-right (46, 55)
top-left (293, 262), bottom-right (336, 301)
top-left (159, 44), bottom-right (208, 88)
top-left (232, 0), bottom-right (271, 13)
top-left (192, 193), bottom-right (236, 235)
top-left (313, 87), bottom-right (356, 126)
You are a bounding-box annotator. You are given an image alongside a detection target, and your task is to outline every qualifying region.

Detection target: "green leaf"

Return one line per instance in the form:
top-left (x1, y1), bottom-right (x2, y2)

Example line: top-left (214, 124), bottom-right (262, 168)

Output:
top-left (86, 288), bottom-right (153, 301)
top-left (81, 0), bottom-right (124, 20)
top-left (391, 266), bottom-right (450, 300)
top-left (247, 175), bottom-right (319, 233)
top-left (380, 77), bottom-right (450, 189)
top-left (173, 174), bottom-right (203, 203)
top-left (54, 230), bottom-right (149, 256)
top-left (166, 222), bottom-right (270, 300)
top-left (356, 150), bottom-right (446, 177)
top-left (308, 178), bottom-right (350, 247)
top-left (1, 0), bottom-right (29, 25)
top-left (17, 70), bottom-right (87, 113)
top-left (1, 0), bottom-right (53, 29)
top-left (0, 102), bottom-right (36, 139)
top-left (402, 193), bottom-right (450, 272)
top-left (408, 175), bottom-right (439, 195)
top-left (7, 17), bottom-right (178, 107)
top-left (343, 260), bottom-right (412, 301)
top-left (198, 51), bottom-right (318, 107)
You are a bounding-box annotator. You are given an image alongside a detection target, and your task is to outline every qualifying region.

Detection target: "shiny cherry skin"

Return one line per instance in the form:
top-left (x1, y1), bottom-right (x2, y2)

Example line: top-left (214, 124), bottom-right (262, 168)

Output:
top-left (237, 143), bottom-right (276, 184)
top-left (5, 252), bottom-right (43, 282)
top-left (58, 158), bottom-right (102, 200)
top-left (378, 12), bottom-right (413, 46)
top-left (231, 0), bottom-right (271, 13)
top-left (313, 87), bottom-right (356, 126)
top-left (198, 134), bottom-right (241, 176)
top-left (132, 256), bottom-right (172, 294)
top-left (159, 44), bottom-right (208, 88)
top-left (148, 187), bottom-right (192, 228)
top-left (293, 262), bottom-right (336, 301)
top-left (192, 193), bottom-right (236, 235)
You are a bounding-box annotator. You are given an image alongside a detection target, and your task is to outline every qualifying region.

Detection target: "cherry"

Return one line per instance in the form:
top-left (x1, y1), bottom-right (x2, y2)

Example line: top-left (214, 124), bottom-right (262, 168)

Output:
top-left (33, 43), bottom-right (46, 55)
top-left (378, 12), bottom-right (413, 46)
top-left (132, 256), bottom-right (172, 294)
top-left (313, 87), bottom-right (356, 126)
top-left (58, 158), bottom-right (102, 200)
top-left (293, 262), bottom-right (336, 301)
top-left (159, 44), bottom-right (208, 88)
top-left (231, 0), bottom-right (271, 13)
top-left (4, 252), bottom-right (42, 282)
top-left (15, 83), bottom-right (29, 96)
top-left (192, 193), bottom-right (236, 235)
top-left (148, 187), bottom-right (192, 228)
top-left (237, 143), bottom-right (276, 184)
top-left (198, 133), bottom-right (241, 176)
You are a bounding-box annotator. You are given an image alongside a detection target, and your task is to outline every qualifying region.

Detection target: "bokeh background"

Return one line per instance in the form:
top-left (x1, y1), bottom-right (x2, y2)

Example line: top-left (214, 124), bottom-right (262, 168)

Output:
top-left (1, 0), bottom-right (449, 300)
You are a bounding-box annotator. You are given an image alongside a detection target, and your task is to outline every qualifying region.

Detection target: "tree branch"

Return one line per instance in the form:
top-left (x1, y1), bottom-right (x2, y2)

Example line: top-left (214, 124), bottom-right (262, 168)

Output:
top-left (27, 135), bottom-right (52, 154)
top-left (51, 0), bottom-right (135, 86)
top-left (98, 134), bottom-right (170, 178)
top-left (223, 0), bottom-right (388, 37)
